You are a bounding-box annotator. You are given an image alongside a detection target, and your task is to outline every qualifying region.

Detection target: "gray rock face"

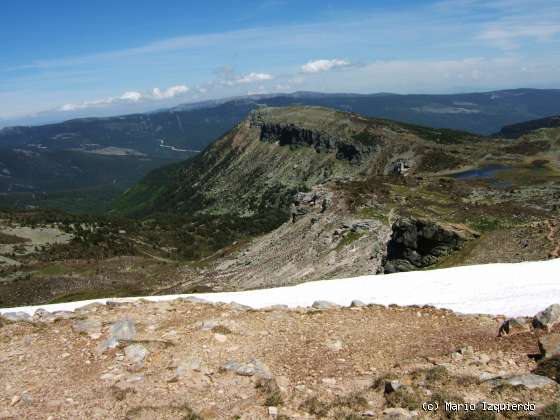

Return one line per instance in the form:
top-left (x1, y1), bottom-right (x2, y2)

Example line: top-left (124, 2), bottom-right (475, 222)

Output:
top-left (487, 374), bottom-right (556, 389)
top-left (533, 304), bottom-right (560, 330)
top-left (222, 359), bottom-right (272, 379)
top-left (498, 318), bottom-right (530, 336)
top-left (384, 218), bottom-right (475, 273)
top-left (98, 319), bottom-right (137, 353)
top-left (350, 300), bottom-right (366, 307)
top-left (250, 110), bottom-right (380, 165)
top-left (125, 344), bottom-right (149, 363)
top-left (539, 334), bottom-right (560, 358)
top-left (311, 300), bottom-right (340, 310)
top-left (1, 312), bottom-right (31, 322)
top-left (110, 319), bottom-right (136, 340)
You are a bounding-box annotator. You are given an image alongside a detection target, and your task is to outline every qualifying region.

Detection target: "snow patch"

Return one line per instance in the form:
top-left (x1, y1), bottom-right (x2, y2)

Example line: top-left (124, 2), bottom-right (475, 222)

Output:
top-left (1, 259), bottom-right (559, 317)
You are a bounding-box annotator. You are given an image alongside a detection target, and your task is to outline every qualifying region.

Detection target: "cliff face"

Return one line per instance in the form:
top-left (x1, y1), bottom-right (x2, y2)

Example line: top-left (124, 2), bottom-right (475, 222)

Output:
top-left (384, 218), bottom-right (479, 273)
top-left (250, 110), bottom-right (380, 164)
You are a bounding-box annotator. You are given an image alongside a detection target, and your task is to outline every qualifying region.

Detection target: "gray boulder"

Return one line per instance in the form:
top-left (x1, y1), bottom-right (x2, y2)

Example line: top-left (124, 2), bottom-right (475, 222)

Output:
top-left (98, 319), bottom-right (137, 353)
top-left (533, 304), bottom-right (560, 330)
top-left (1, 312), bottom-right (31, 322)
top-left (539, 334), bottom-right (560, 359)
top-left (311, 300), bottom-right (340, 310)
top-left (110, 319), bottom-right (136, 340)
top-left (222, 358), bottom-right (272, 379)
top-left (125, 344), bottom-right (149, 363)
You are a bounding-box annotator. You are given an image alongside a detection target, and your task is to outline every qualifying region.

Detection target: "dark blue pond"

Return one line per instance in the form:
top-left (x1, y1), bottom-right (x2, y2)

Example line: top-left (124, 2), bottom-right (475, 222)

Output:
top-left (450, 164), bottom-right (511, 187)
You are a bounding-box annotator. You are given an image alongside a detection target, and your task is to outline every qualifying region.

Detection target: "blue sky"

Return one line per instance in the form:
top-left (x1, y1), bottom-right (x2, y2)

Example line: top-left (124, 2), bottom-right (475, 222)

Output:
top-left (1, 0), bottom-right (559, 124)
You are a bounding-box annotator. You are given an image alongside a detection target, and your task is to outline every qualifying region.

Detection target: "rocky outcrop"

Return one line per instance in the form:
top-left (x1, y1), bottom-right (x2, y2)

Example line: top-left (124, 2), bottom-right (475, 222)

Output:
top-left (539, 334), bottom-right (560, 359)
top-left (384, 218), bottom-right (478, 273)
top-left (290, 190), bottom-right (332, 223)
top-left (533, 304), bottom-right (560, 331)
top-left (250, 110), bottom-right (378, 164)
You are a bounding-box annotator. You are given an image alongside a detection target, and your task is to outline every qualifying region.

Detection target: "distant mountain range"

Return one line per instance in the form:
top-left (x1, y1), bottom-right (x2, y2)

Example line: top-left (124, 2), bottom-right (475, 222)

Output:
top-left (495, 115), bottom-right (560, 139)
top-left (1, 88), bottom-right (560, 200)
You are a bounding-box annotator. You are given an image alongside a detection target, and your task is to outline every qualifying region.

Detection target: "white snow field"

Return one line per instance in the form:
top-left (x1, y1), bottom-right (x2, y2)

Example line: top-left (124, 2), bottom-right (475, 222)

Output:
top-left (1, 259), bottom-right (559, 318)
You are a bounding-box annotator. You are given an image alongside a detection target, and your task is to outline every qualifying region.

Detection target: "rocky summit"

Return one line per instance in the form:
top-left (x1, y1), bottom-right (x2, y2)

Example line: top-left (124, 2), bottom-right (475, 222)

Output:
top-left (2, 299), bottom-right (560, 419)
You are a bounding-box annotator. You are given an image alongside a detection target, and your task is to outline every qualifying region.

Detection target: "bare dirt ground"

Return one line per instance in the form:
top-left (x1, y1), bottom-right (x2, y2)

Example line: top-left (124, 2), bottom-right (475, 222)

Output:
top-left (1, 300), bottom-right (559, 419)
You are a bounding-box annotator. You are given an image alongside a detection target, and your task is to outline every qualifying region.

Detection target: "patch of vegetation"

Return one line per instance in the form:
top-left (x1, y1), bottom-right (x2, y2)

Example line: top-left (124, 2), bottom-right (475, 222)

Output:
top-left (256, 378), bottom-right (284, 407)
top-left (333, 392), bottom-right (369, 410)
top-left (299, 396), bottom-right (330, 417)
top-left (35, 264), bottom-right (69, 277)
top-left (48, 287), bottom-right (141, 304)
top-left (124, 404), bottom-right (202, 420)
top-left (352, 130), bottom-right (382, 146)
top-left (111, 385), bottom-right (136, 401)
top-left (211, 325), bottom-right (233, 335)
top-left (385, 387), bottom-right (423, 411)
top-left (356, 207), bottom-right (389, 223)
top-left (534, 402), bottom-right (560, 419)
top-left (468, 217), bottom-right (501, 233)
top-left (425, 366), bottom-right (451, 384)
top-left (337, 231), bottom-right (365, 249)
top-left (417, 149), bottom-right (466, 173)
top-left (398, 121), bottom-right (483, 144)
top-left (460, 410), bottom-right (496, 420)
top-left (504, 140), bottom-right (551, 155)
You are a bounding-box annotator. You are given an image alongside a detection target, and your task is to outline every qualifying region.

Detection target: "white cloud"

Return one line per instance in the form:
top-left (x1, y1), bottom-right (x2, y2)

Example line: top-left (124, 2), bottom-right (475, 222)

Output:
top-left (222, 72), bottom-right (274, 86)
top-left (152, 85), bottom-right (190, 99)
top-left (236, 72), bottom-right (274, 84)
top-left (59, 84), bottom-right (190, 112)
top-left (301, 59), bottom-right (350, 74)
top-left (120, 91), bottom-right (143, 102)
top-left (478, 24), bottom-right (560, 50)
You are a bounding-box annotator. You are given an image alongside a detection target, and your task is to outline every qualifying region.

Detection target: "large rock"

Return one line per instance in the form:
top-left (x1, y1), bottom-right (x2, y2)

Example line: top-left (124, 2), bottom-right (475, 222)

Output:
top-left (533, 304), bottom-right (560, 330)
top-left (1, 312), bottom-right (31, 322)
top-left (110, 319), bottom-right (137, 340)
top-left (124, 344), bottom-right (149, 363)
top-left (498, 318), bottom-right (530, 336)
top-left (539, 334), bottom-right (560, 359)
top-left (312, 301), bottom-right (340, 310)
top-left (384, 218), bottom-right (477, 273)
top-left (98, 319), bottom-right (137, 353)
top-left (222, 359), bottom-right (272, 379)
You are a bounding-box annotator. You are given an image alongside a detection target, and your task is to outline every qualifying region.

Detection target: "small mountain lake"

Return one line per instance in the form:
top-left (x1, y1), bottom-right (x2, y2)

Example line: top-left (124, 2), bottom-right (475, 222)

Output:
top-left (448, 163), bottom-right (551, 188)
top-left (450, 164), bottom-right (510, 180)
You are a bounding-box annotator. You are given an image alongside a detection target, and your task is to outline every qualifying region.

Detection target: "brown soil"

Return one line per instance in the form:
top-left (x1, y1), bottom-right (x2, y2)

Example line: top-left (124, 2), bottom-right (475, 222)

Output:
top-left (1, 300), bottom-right (558, 419)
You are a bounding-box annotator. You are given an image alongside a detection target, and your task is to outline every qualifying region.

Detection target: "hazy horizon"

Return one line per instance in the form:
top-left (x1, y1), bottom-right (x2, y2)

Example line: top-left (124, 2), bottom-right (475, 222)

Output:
top-left (2, 0), bottom-right (560, 126)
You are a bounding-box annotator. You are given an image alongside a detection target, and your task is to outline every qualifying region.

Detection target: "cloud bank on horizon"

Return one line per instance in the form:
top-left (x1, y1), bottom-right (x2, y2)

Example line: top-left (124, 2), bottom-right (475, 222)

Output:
top-left (1, 0), bottom-right (559, 124)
